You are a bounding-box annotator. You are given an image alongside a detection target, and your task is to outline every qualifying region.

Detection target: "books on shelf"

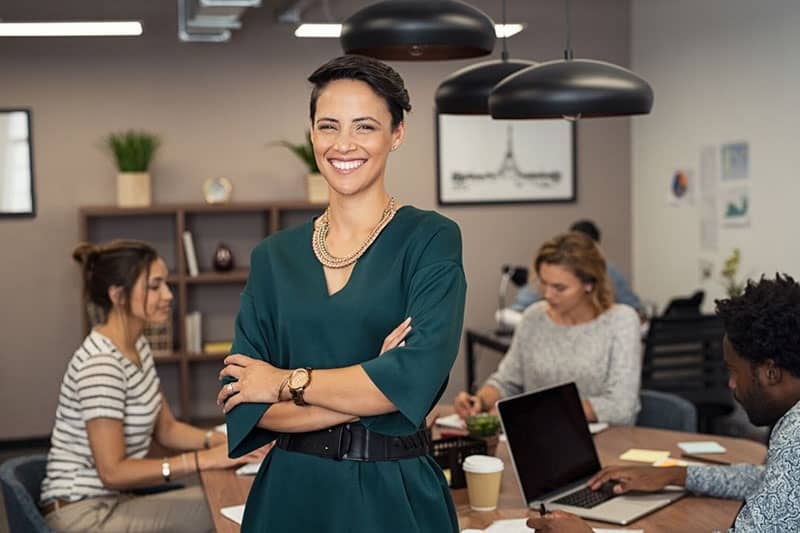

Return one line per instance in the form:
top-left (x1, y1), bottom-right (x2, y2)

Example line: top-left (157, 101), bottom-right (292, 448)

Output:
top-left (185, 311), bottom-right (202, 354)
top-left (204, 341), bottom-right (233, 354)
top-left (182, 230), bottom-right (199, 277)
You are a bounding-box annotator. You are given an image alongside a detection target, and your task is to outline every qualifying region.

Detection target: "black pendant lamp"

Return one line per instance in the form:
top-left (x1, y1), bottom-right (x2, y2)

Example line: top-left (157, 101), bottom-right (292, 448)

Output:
top-left (489, 0), bottom-right (653, 119)
top-left (340, 0), bottom-right (496, 61)
top-left (435, 0), bottom-right (535, 114)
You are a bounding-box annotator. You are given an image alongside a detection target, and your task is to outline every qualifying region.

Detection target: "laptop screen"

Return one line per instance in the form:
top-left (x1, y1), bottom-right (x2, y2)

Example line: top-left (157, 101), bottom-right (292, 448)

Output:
top-left (497, 383), bottom-right (602, 502)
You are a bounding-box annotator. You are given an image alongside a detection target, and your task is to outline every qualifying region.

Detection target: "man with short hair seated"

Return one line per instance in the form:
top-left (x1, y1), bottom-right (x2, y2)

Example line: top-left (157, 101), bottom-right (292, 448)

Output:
top-left (528, 273), bottom-right (800, 533)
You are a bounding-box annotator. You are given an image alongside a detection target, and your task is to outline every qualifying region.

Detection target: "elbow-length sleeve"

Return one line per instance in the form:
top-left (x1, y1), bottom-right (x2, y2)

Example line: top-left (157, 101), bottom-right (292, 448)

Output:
top-left (360, 222), bottom-right (467, 435)
top-left (586, 305), bottom-right (642, 425)
top-left (225, 249), bottom-right (280, 457)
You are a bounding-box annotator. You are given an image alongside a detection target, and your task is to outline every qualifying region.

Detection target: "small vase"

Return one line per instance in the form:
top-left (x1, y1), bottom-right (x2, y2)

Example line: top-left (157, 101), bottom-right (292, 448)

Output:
top-left (117, 172), bottom-right (151, 207)
top-left (306, 173), bottom-right (329, 204)
top-left (213, 243), bottom-right (235, 272)
top-left (478, 434), bottom-right (500, 457)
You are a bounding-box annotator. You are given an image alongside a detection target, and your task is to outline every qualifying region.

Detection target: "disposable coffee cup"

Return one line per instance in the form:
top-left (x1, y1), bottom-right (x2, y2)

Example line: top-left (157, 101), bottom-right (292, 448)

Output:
top-left (462, 455), bottom-right (504, 511)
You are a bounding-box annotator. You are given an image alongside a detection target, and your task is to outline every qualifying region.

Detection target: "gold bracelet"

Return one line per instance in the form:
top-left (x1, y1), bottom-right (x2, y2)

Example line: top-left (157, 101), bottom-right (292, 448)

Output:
top-left (277, 374), bottom-right (290, 402)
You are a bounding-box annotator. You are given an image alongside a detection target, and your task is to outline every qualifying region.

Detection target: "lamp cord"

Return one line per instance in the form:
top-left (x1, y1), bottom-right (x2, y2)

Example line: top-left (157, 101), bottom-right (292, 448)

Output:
top-left (564, 0), bottom-right (574, 60)
top-left (501, 0), bottom-right (509, 61)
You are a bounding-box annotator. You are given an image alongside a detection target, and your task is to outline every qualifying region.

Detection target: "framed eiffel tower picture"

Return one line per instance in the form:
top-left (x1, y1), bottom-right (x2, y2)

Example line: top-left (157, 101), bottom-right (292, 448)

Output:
top-left (436, 113), bottom-right (576, 205)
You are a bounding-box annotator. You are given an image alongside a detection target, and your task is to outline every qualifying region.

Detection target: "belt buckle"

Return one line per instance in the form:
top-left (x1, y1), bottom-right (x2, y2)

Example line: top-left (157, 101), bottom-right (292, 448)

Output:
top-left (336, 423), bottom-right (353, 460)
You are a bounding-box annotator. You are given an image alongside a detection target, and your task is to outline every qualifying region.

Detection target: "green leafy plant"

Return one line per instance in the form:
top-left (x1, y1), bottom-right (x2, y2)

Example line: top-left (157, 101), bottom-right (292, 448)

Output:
top-left (465, 414), bottom-right (502, 437)
top-left (106, 130), bottom-right (160, 172)
top-left (721, 248), bottom-right (746, 298)
top-left (273, 130), bottom-right (319, 174)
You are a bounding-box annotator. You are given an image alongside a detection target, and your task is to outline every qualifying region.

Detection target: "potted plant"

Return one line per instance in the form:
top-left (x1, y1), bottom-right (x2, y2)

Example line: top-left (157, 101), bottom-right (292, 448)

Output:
top-left (106, 130), bottom-right (160, 207)
top-left (721, 248), bottom-right (746, 298)
top-left (274, 130), bottom-right (328, 204)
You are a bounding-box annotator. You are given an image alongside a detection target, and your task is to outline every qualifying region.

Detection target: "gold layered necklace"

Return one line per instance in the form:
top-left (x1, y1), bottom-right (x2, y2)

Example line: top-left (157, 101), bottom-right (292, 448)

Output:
top-left (312, 197), bottom-right (397, 269)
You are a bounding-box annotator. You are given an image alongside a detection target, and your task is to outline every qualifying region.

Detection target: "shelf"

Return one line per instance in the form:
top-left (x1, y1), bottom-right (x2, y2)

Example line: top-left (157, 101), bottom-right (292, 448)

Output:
top-left (185, 270), bottom-right (249, 284)
top-left (80, 201), bottom-right (313, 422)
top-left (186, 352), bottom-right (229, 361)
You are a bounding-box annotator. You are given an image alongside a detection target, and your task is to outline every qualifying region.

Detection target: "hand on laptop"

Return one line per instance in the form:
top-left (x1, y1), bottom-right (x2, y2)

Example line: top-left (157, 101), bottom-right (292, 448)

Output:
top-left (526, 510), bottom-right (592, 532)
top-left (588, 465), bottom-right (687, 494)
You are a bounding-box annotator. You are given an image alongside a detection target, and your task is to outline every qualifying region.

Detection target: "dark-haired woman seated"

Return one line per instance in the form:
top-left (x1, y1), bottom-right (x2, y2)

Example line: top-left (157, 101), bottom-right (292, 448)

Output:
top-left (40, 240), bottom-right (266, 533)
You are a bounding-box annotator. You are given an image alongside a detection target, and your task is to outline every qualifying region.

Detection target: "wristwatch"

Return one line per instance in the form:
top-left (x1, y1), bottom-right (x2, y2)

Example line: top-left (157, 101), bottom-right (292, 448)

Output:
top-left (287, 368), bottom-right (313, 406)
top-left (161, 457), bottom-right (171, 482)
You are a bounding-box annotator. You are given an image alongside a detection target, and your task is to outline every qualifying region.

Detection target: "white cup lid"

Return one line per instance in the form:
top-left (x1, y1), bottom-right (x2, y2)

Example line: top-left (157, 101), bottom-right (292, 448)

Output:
top-left (462, 454), bottom-right (504, 474)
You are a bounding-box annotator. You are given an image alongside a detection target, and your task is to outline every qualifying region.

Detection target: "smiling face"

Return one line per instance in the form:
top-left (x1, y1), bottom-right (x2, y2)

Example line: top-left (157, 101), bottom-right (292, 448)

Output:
top-left (128, 258), bottom-right (173, 325)
top-left (537, 262), bottom-right (594, 316)
top-left (310, 79), bottom-right (404, 198)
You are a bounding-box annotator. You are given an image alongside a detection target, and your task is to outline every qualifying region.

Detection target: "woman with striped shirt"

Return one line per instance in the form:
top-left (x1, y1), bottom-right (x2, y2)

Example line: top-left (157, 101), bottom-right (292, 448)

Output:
top-left (41, 240), bottom-right (265, 532)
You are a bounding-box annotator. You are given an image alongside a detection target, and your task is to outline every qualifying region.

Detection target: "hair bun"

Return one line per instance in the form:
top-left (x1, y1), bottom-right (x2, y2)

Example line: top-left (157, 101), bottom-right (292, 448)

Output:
top-left (72, 242), bottom-right (100, 269)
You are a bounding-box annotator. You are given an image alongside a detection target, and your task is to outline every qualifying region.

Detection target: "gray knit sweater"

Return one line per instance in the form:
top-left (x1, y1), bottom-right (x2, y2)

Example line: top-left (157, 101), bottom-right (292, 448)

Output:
top-left (485, 301), bottom-right (642, 425)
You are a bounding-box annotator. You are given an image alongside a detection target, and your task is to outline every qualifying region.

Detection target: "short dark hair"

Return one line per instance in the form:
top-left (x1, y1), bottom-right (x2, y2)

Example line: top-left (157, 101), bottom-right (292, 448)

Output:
top-left (569, 220), bottom-right (601, 243)
top-left (308, 55), bottom-right (411, 130)
top-left (73, 240), bottom-right (158, 320)
top-left (715, 274), bottom-right (800, 377)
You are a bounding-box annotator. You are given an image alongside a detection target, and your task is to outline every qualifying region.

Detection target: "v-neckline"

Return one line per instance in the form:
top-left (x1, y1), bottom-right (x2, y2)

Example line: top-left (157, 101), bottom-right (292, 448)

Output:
top-left (311, 205), bottom-right (409, 298)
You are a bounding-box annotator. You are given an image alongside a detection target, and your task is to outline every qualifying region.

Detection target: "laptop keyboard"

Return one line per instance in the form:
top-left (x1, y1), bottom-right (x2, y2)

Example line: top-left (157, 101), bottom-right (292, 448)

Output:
top-left (553, 486), bottom-right (616, 509)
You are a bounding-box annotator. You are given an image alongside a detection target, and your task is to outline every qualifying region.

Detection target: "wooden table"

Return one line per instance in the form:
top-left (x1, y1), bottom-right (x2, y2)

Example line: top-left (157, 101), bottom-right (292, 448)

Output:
top-left (201, 426), bottom-right (765, 533)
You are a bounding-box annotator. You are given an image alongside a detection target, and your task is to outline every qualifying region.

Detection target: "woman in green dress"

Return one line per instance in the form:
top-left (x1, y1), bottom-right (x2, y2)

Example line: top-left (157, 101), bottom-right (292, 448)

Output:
top-left (216, 55), bottom-right (467, 532)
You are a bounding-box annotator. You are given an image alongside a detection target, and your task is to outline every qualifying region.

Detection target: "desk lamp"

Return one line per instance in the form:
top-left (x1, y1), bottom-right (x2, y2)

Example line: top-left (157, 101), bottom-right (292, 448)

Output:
top-left (497, 265), bottom-right (528, 336)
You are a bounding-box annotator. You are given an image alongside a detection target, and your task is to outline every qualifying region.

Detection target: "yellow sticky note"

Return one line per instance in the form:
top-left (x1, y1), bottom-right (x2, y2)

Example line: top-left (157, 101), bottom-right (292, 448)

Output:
top-left (619, 448), bottom-right (670, 463)
top-left (653, 457), bottom-right (689, 467)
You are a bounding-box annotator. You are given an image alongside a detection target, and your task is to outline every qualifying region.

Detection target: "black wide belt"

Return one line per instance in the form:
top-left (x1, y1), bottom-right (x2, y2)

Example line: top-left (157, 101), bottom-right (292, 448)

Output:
top-left (276, 422), bottom-right (430, 462)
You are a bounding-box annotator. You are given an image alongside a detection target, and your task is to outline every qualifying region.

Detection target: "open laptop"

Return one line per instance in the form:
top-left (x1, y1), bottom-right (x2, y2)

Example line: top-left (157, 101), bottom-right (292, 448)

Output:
top-left (496, 382), bottom-right (685, 525)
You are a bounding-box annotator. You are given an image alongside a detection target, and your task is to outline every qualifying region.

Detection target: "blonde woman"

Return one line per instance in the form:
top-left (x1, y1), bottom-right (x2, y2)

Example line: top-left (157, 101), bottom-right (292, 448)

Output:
top-left (455, 232), bottom-right (641, 425)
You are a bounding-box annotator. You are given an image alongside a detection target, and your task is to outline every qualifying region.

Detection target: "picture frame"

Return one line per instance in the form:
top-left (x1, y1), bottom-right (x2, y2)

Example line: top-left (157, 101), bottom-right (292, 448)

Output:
top-left (436, 113), bottom-right (576, 206)
top-left (0, 108), bottom-right (36, 218)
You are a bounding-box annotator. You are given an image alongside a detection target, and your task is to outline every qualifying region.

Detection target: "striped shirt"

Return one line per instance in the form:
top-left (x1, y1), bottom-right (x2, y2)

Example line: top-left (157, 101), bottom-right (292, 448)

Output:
top-left (40, 330), bottom-right (162, 503)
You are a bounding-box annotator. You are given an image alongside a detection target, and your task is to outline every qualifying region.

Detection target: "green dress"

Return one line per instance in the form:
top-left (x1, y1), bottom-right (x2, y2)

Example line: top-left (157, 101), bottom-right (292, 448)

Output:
top-left (225, 206), bottom-right (467, 533)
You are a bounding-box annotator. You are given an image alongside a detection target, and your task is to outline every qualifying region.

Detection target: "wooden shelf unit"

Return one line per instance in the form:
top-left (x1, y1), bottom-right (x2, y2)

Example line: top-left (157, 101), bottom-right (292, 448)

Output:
top-left (78, 201), bottom-right (324, 421)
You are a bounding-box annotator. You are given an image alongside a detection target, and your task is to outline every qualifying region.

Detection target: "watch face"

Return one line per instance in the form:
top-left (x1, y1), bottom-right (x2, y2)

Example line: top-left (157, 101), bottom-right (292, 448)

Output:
top-left (289, 369), bottom-right (309, 388)
top-left (203, 177), bottom-right (232, 204)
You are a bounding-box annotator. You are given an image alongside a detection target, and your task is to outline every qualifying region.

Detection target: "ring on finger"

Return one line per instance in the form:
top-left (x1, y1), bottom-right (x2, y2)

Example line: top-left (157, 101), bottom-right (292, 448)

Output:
top-left (227, 383), bottom-right (234, 394)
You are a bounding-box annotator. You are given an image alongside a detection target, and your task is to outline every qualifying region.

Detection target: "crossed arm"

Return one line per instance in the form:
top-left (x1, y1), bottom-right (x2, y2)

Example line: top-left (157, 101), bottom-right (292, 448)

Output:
top-left (218, 318), bottom-right (412, 433)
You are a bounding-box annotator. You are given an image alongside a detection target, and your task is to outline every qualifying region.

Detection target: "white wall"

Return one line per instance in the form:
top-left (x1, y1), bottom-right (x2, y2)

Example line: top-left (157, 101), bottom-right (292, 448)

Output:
top-left (631, 0), bottom-right (800, 310)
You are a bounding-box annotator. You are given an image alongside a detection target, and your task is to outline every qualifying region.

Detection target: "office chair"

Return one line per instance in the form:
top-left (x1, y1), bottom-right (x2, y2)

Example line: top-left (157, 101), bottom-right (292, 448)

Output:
top-left (641, 314), bottom-right (733, 433)
top-left (662, 290), bottom-right (705, 317)
top-left (0, 454), bottom-right (51, 533)
top-left (637, 389), bottom-right (698, 433)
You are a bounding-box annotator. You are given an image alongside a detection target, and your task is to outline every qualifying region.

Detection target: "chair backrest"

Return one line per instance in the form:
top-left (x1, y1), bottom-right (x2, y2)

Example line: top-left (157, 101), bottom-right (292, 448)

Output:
top-left (642, 314), bottom-right (728, 394)
top-left (637, 389), bottom-right (698, 432)
top-left (0, 454), bottom-right (52, 533)
top-left (662, 290), bottom-right (705, 318)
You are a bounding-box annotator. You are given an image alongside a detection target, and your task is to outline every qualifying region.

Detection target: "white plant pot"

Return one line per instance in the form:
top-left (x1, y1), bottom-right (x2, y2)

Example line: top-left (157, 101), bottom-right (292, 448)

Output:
top-left (306, 173), bottom-right (329, 204)
top-left (117, 172), bottom-right (152, 207)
